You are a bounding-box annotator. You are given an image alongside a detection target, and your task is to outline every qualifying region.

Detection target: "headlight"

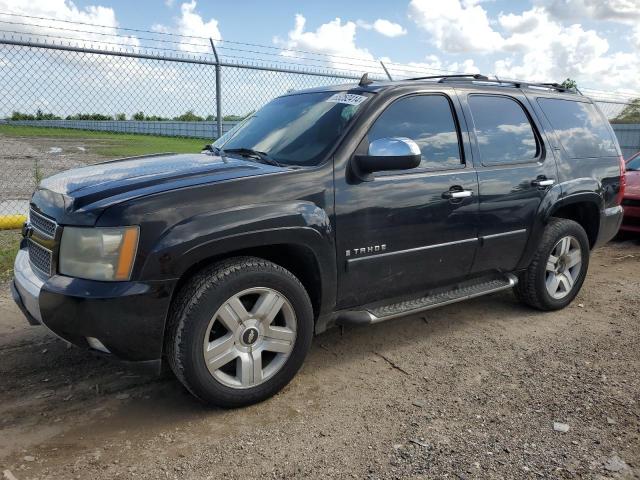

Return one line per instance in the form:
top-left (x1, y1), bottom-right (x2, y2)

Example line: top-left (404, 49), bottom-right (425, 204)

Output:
top-left (59, 226), bottom-right (139, 281)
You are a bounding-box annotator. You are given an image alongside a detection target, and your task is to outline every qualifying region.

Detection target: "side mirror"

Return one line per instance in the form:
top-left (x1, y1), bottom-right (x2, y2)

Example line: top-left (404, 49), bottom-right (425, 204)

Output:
top-left (353, 137), bottom-right (421, 180)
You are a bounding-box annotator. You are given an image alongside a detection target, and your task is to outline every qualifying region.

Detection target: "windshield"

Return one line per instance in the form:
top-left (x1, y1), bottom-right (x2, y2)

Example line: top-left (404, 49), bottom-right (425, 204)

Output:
top-left (627, 153), bottom-right (640, 171)
top-left (217, 91), bottom-right (370, 167)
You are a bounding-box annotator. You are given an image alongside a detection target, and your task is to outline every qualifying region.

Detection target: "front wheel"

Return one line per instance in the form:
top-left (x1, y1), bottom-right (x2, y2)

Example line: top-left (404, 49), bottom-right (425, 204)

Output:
top-left (166, 257), bottom-right (314, 407)
top-left (515, 218), bottom-right (590, 310)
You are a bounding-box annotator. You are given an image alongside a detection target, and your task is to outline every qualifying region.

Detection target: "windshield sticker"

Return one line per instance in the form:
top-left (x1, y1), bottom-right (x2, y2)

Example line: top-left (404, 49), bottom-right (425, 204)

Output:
top-left (326, 93), bottom-right (368, 106)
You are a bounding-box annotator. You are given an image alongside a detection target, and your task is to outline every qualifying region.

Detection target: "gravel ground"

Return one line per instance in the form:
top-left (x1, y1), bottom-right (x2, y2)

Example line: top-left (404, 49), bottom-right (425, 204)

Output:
top-left (0, 240), bottom-right (638, 480)
top-left (0, 134), bottom-right (103, 209)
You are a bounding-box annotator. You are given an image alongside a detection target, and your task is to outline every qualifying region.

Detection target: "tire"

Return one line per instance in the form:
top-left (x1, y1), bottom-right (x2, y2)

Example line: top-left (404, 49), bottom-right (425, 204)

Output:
top-left (515, 218), bottom-right (590, 311)
top-left (165, 256), bottom-right (314, 408)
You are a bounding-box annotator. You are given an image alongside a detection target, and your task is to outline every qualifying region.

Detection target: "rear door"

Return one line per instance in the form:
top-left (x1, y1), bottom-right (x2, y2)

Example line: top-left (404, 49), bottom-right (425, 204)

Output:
top-left (334, 90), bottom-right (479, 308)
top-left (456, 89), bottom-right (559, 274)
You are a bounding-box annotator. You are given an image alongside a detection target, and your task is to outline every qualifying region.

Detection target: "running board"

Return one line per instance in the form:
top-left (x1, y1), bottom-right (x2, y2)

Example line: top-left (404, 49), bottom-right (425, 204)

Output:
top-left (336, 273), bottom-right (518, 326)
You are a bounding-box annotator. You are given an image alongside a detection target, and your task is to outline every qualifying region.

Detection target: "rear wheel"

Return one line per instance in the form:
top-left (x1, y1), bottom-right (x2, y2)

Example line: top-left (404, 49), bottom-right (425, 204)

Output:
top-left (166, 257), bottom-right (314, 407)
top-left (515, 218), bottom-right (590, 310)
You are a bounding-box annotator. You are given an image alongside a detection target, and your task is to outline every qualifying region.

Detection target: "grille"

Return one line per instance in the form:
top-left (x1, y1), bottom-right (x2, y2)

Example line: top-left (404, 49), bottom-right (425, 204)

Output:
top-left (30, 208), bottom-right (57, 237)
top-left (622, 198), bottom-right (640, 208)
top-left (28, 239), bottom-right (53, 276)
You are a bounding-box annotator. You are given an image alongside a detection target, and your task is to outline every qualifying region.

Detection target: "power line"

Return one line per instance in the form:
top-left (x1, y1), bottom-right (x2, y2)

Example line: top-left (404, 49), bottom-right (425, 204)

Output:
top-left (0, 12), bottom-right (637, 98)
top-left (0, 12), bottom-right (452, 71)
top-left (0, 32), bottom-right (393, 79)
top-left (0, 24), bottom-right (452, 77)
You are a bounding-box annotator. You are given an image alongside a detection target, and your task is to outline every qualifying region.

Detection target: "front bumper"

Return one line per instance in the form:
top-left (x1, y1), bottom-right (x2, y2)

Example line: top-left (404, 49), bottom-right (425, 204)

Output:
top-left (12, 248), bottom-right (176, 365)
top-left (12, 249), bottom-right (44, 325)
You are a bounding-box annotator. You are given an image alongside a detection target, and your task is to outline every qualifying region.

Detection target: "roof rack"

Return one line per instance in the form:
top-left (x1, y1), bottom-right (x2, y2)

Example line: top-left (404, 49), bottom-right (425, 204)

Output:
top-left (404, 73), bottom-right (581, 94)
top-left (406, 73), bottom-right (490, 82)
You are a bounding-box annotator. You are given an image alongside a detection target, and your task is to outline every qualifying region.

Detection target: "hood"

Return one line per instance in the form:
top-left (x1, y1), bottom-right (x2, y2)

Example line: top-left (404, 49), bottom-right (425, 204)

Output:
top-left (32, 152), bottom-right (282, 223)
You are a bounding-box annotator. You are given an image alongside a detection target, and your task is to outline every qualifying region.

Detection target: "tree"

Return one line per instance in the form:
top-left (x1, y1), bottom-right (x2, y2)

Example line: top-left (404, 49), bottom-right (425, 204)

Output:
top-left (612, 98), bottom-right (640, 124)
top-left (132, 111), bottom-right (145, 121)
top-left (10, 111), bottom-right (59, 120)
top-left (65, 113), bottom-right (113, 121)
top-left (173, 110), bottom-right (204, 121)
top-left (11, 111), bottom-right (35, 120)
top-left (116, 113), bottom-right (126, 121)
top-left (223, 111), bottom-right (254, 121)
top-left (560, 78), bottom-right (578, 90)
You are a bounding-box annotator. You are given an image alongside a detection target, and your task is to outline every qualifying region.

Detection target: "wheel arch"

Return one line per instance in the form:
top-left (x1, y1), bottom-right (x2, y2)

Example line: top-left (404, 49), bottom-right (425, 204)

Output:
top-left (171, 241), bottom-right (327, 323)
top-left (517, 191), bottom-right (602, 269)
top-left (548, 194), bottom-right (602, 248)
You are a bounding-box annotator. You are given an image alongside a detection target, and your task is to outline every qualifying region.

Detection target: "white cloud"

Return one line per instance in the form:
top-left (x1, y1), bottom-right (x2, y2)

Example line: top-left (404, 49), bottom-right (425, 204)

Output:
top-left (370, 19), bottom-right (407, 38)
top-left (153, 1), bottom-right (222, 53)
top-left (633, 25), bottom-right (640, 49)
top-left (357, 18), bottom-right (407, 37)
top-left (406, 0), bottom-right (640, 91)
top-left (0, 0), bottom-right (139, 47)
top-left (390, 54), bottom-right (479, 78)
top-left (276, 14), bottom-right (376, 70)
top-left (537, 0), bottom-right (640, 24)
top-left (408, 0), bottom-right (504, 53)
top-left (493, 8), bottom-right (640, 90)
top-left (499, 9), bottom-right (541, 34)
top-left (164, 0), bottom-right (175, 6)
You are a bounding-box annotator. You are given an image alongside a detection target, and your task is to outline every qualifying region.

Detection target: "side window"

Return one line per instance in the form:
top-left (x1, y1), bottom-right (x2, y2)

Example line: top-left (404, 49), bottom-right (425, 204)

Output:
top-left (537, 98), bottom-right (617, 158)
top-left (367, 95), bottom-right (462, 171)
top-left (468, 95), bottom-right (539, 166)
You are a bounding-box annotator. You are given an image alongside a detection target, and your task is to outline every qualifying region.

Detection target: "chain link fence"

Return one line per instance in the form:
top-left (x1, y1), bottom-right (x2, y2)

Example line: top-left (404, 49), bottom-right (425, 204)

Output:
top-left (0, 37), bottom-right (369, 230)
top-left (0, 32), bottom-right (639, 237)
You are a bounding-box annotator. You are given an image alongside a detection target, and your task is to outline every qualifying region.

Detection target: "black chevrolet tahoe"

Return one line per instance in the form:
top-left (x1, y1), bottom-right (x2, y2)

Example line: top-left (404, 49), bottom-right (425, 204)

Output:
top-left (12, 74), bottom-right (625, 407)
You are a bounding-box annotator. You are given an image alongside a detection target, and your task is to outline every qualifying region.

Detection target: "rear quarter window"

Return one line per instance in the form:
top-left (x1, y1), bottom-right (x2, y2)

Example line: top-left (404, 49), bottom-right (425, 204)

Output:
top-left (537, 98), bottom-right (617, 158)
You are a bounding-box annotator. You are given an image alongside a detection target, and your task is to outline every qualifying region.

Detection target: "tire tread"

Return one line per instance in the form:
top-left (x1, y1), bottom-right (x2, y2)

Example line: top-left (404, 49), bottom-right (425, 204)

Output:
top-left (515, 217), bottom-right (589, 311)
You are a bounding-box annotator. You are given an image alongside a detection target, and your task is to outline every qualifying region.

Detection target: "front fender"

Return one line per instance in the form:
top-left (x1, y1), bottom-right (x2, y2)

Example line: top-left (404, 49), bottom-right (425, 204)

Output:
top-left (142, 201), bottom-right (333, 278)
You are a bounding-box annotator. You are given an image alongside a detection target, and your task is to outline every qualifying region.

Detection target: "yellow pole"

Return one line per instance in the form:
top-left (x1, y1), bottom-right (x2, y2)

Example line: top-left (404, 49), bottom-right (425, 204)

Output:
top-left (0, 215), bottom-right (26, 230)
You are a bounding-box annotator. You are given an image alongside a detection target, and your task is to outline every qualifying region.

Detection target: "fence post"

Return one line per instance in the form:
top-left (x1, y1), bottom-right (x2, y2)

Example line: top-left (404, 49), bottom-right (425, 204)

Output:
top-left (209, 38), bottom-right (223, 139)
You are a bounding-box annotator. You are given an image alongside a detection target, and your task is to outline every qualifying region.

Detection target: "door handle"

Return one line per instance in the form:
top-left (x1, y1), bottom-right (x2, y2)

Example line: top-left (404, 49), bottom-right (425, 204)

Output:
top-left (442, 188), bottom-right (473, 199)
top-left (532, 177), bottom-right (555, 187)
top-left (450, 190), bottom-right (473, 198)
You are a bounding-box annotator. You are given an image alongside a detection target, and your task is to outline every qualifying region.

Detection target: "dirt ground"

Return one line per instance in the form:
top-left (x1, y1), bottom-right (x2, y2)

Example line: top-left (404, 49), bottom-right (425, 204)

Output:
top-left (0, 240), bottom-right (638, 480)
top-left (0, 135), bottom-right (103, 201)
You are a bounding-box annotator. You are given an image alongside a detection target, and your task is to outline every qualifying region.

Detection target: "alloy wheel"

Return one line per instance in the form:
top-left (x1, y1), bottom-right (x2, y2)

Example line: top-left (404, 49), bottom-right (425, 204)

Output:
top-left (202, 287), bottom-right (297, 389)
top-left (545, 235), bottom-right (582, 300)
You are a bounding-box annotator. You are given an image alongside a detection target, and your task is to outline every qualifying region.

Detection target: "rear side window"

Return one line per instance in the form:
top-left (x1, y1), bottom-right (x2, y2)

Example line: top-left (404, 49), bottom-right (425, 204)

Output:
top-left (468, 95), bottom-right (538, 166)
top-left (367, 94), bottom-right (462, 171)
top-left (537, 98), bottom-right (617, 158)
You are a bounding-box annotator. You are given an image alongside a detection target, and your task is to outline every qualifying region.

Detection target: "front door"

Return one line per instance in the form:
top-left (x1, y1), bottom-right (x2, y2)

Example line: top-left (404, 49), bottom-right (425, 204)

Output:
top-left (335, 91), bottom-right (480, 308)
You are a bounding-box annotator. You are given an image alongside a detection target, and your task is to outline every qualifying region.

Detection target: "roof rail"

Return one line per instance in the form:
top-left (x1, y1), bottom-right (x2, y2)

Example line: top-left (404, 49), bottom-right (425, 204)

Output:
top-left (404, 73), bottom-right (581, 94)
top-left (406, 73), bottom-right (490, 82)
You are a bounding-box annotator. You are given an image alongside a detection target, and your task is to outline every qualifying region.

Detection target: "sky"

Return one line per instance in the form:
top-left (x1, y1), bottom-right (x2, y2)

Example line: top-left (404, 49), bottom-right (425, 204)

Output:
top-left (0, 0), bottom-right (639, 95)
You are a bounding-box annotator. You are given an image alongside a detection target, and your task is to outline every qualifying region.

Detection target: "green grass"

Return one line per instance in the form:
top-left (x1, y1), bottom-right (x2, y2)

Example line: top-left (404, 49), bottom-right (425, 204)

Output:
top-left (0, 230), bottom-right (21, 280)
top-left (0, 125), bottom-right (208, 158)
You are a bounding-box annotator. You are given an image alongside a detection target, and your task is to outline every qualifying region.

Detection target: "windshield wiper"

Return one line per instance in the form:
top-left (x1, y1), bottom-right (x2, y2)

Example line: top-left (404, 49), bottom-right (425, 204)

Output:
top-left (202, 144), bottom-right (222, 155)
top-left (222, 147), bottom-right (282, 167)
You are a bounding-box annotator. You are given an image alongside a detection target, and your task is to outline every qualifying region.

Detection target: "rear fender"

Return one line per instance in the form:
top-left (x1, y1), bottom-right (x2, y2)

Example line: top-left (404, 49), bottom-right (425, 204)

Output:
top-left (515, 183), bottom-right (602, 269)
